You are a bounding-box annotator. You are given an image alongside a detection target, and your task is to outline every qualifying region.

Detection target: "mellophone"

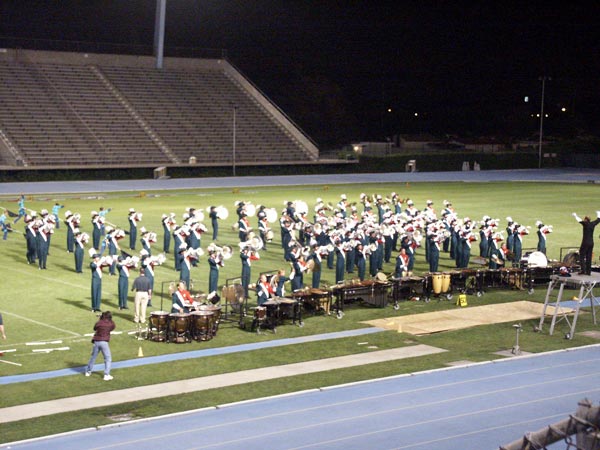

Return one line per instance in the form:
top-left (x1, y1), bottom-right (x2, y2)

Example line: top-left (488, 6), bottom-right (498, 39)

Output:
top-left (147, 305), bottom-right (222, 343)
top-left (251, 296), bottom-right (302, 332)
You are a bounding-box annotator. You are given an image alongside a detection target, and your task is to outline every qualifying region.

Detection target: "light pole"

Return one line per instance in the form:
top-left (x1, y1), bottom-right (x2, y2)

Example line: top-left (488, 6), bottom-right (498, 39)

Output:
top-left (538, 76), bottom-right (550, 169)
top-left (232, 105), bottom-right (237, 177)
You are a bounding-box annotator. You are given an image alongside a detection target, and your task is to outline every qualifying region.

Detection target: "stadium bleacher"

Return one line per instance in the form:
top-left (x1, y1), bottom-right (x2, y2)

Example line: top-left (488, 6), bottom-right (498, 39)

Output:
top-left (0, 49), bottom-right (319, 167)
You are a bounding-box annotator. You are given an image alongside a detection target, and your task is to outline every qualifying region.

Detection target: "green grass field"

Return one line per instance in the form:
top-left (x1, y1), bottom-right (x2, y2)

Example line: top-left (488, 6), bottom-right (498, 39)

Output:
top-left (1, 180), bottom-right (599, 443)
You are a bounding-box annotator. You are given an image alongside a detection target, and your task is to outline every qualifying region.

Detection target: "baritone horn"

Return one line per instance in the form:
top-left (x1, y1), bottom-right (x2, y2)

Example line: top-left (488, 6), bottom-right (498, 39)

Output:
top-left (208, 243), bottom-right (233, 260)
top-left (265, 207), bottom-right (277, 223)
top-left (239, 235), bottom-right (264, 252)
top-left (244, 203), bottom-right (256, 217)
top-left (215, 206), bottom-right (229, 220)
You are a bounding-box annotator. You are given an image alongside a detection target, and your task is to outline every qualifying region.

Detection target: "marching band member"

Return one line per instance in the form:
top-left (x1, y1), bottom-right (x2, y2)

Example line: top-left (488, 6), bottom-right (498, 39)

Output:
top-left (395, 247), bottom-right (410, 278)
top-left (0, 209), bottom-right (11, 240)
top-left (355, 243), bottom-right (367, 281)
top-left (65, 211), bottom-right (79, 253)
top-left (280, 216), bottom-right (294, 261)
top-left (238, 211), bottom-right (251, 242)
top-left (35, 219), bottom-right (53, 270)
top-left (161, 213), bottom-right (176, 253)
top-left (13, 194), bottom-right (26, 224)
top-left (98, 207), bottom-right (111, 236)
top-left (376, 195), bottom-right (386, 225)
top-left (308, 244), bottom-right (324, 288)
top-left (405, 199), bottom-right (419, 217)
top-left (505, 217), bottom-right (515, 254)
top-left (51, 202), bottom-right (64, 229)
top-left (489, 233), bottom-right (506, 269)
top-left (536, 221), bottom-right (552, 255)
top-left (512, 224), bottom-right (529, 266)
top-left (334, 240), bottom-right (347, 284)
top-left (258, 210), bottom-right (270, 251)
top-left (573, 211), bottom-right (600, 275)
top-left (188, 222), bottom-right (206, 256)
top-left (479, 216), bottom-right (491, 257)
top-left (140, 228), bottom-right (152, 255)
top-left (207, 248), bottom-right (223, 296)
top-left (458, 228), bottom-right (477, 269)
top-left (273, 268), bottom-right (290, 297)
top-left (209, 206), bottom-right (219, 241)
top-left (290, 245), bottom-right (307, 291)
top-left (117, 256), bottom-right (132, 310)
top-left (180, 247), bottom-right (197, 292)
top-left (337, 194), bottom-right (348, 218)
top-left (106, 227), bottom-right (125, 276)
top-left (90, 253), bottom-right (111, 312)
top-left (171, 280), bottom-right (199, 313)
top-left (74, 230), bottom-right (89, 273)
top-left (240, 246), bottom-right (260, 299)
top-left (256, 273), bottom-right (274, 306)
top-left (91, 211), bottom-right (103, 250)
top-left (423, 200), bottom-right (435, 219)
top-left (140, 250), bottom-right (153, 304)
top-left (25, 213), bottom-right (37, 265)
top-left (128, 208), bottom-right (142, 250)
top-left (173, 226), bottom-right (190, 271)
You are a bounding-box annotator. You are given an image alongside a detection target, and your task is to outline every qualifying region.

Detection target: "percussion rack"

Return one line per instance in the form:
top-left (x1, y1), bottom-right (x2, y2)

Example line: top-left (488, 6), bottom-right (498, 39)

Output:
top-left (221, 277), bottom-right (248, 329)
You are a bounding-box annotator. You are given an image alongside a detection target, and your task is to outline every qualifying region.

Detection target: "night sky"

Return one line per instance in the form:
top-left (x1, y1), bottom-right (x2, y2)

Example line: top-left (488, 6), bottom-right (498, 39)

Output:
top-left (1, 1), bottom-right (599, 147)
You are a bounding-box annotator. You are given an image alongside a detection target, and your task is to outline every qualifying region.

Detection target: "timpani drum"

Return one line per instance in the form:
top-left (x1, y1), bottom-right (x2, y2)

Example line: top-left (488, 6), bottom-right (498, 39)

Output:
top-left (431, 272), bottom-right (443, 295)
top-left (190, 310), bottom-right (214, 341)
top-left (168, 313), bottom-right (191, 343)
top-left (200, 304), bottom-right (222, 337)
top-left (147, 311), bottom-right (169, 342)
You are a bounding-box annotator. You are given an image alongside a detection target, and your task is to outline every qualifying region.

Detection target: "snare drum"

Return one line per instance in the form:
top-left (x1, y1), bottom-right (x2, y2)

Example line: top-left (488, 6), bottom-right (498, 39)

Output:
top-left (254, 306), bottom-right (267, 320)
top-left (148, 311), bottom-right (169, 342)
top-left (168, 313), bottom-right (191, 343)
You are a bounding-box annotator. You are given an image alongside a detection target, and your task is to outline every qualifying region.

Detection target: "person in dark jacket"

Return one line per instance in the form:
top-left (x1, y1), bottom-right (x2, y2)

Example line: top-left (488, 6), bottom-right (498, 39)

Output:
top-left (84, 311), bottom-right (116, 381)
top-left (574, 211), bottom-right (600, 275)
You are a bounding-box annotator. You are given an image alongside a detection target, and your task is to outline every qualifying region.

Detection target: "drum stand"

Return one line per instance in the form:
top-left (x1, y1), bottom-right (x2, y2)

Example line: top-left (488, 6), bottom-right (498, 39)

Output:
top-left (511, 323), bottom-right (522, 355)
top-left (136, 322), bottom-right (145, 341)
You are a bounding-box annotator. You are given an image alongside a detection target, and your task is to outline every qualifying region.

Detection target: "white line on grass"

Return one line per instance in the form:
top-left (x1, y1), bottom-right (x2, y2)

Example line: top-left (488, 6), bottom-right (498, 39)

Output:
top-left (4, 265), bottom-right (90, 290)
top-left (2, 311), bottom-right (81, 336)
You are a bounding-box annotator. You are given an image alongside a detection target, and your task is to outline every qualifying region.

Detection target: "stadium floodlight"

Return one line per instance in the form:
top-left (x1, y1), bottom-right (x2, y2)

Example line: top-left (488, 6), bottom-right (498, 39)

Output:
top-left (232, 105), bottom-right (237, 176)
top-left (538, 76), bottom-right (551, 169)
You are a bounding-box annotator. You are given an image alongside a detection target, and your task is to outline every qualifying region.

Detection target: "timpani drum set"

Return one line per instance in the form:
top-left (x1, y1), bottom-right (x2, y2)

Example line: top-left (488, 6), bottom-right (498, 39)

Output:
top-left (146, 305), bottom-right (221, 343)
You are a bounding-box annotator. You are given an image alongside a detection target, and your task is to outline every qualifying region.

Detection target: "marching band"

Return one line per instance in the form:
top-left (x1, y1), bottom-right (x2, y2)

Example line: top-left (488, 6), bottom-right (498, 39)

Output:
top-left (6, 191), bottom-right (560, 328)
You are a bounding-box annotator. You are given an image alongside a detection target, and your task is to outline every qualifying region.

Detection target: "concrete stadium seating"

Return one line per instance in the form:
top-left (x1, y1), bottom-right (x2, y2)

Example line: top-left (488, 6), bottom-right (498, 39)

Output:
top-left (0, 49), bottom-right (319, 167)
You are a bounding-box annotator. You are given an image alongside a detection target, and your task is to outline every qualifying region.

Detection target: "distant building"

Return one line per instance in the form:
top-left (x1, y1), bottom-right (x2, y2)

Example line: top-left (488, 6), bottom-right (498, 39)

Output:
top-left (397, 134), bottom-right (443, 151)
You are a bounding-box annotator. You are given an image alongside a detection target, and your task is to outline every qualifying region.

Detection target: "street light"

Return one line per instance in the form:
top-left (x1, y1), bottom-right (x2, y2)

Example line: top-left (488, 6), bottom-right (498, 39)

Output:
top-left (538, 76), bottom-right (551, 169)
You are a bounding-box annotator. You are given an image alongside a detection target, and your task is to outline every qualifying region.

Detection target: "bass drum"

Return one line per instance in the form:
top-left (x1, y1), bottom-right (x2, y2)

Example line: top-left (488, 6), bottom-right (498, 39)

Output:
top-left (562, 251), bottom-right (579, 266)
